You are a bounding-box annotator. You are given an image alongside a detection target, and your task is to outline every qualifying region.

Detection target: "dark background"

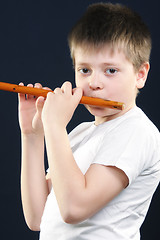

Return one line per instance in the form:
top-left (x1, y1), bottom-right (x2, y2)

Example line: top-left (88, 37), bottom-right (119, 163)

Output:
top-left (0, 0), bottom-right (159, 239)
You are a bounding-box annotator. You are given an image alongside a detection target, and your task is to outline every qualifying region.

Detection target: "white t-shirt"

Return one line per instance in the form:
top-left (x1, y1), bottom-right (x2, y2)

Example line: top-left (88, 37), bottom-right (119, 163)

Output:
top-left (40, 106), bottom-right (160, 240)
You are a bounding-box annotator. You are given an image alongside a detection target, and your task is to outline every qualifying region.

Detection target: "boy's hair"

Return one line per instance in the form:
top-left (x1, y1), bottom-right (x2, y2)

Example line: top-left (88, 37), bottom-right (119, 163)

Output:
top-left (68, 3), bottom-right (152, 71)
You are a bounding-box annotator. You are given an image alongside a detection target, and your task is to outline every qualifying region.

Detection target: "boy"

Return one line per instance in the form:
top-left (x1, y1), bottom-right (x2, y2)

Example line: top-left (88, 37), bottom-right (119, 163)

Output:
top-left (18, 3), bottom-right (160, 240)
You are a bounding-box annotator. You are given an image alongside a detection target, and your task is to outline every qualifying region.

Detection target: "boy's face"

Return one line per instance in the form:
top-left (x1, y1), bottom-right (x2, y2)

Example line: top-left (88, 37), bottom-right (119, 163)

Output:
top-left (74, 45), bottom-right (148, 125)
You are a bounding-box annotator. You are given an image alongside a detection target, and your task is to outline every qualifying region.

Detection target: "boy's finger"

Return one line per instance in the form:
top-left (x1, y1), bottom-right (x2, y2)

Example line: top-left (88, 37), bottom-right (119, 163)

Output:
top-left (34, 83), bottom-right (43, 89)
top-left (18, 82), bottom-right (25, 100)
top-left (73, 87), bottom-right (83, 103)
top-left (43, 87), bottom-right (52, 91)
top-left (36, 96), bottom-right (45, 114)
top-left (61, 81), bottom-right (72, 94)
top-left (26, 84), bottom-right (34, 100)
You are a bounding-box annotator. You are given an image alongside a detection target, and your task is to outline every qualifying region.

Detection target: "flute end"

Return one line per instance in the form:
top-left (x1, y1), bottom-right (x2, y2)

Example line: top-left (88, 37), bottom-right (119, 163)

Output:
top-left (112, 103), bottom-right (125, 110)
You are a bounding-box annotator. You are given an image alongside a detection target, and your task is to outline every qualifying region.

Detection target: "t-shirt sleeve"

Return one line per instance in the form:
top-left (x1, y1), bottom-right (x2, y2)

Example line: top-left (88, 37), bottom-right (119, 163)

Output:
top-left (92, 120), bottom-right (152, 185)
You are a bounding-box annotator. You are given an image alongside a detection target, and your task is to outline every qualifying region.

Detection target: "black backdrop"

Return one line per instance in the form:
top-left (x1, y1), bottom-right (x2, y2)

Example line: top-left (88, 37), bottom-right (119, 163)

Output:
top-left (0, 0), bottom-right (159, 239)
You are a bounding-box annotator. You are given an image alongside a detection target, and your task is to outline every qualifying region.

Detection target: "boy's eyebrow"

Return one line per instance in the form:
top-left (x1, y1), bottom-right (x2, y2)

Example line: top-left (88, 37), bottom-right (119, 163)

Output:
top-left (76, 63), bottom-right (90, 67)
top-left (75, 62), bottom-right (120, 67)
top-left (102, 62), bottom-right (120, 67)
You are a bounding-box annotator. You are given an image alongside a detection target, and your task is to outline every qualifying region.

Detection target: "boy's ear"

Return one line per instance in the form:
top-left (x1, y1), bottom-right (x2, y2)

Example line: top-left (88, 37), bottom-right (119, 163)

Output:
top-left (136, 62), bottom-right (150, 89)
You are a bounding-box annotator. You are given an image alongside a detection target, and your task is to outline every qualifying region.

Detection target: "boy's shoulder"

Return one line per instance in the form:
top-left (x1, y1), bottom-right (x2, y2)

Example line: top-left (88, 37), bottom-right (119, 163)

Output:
top-left (115, 106), bottom-right (160, 143)
top-left (129, 107), bottom-right (159, 133)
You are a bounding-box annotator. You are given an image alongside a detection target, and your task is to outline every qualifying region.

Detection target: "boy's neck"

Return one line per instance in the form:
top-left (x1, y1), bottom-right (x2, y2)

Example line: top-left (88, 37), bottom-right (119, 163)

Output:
top-left (94, 102), bottom-right (136, 125)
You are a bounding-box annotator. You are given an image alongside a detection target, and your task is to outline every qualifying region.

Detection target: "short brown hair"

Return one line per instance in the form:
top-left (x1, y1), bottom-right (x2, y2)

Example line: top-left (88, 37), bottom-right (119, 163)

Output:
top-left (68, 3), bottom-right (152, 71)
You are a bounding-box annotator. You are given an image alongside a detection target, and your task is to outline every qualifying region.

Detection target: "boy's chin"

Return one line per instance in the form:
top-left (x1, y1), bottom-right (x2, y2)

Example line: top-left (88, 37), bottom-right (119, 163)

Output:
top-left (86, 105), bottom-right (121, 118)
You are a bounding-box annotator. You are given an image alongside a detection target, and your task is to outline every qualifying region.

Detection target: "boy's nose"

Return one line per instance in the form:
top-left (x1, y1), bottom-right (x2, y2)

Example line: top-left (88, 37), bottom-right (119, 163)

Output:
top-left (89, 77), bottom-right (103, 90)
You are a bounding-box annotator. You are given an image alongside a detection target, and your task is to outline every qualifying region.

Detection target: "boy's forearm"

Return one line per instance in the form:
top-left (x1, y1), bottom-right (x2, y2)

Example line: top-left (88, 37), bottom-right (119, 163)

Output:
top-left (44, 125), bottom-right (86, 222)
top-left (21, 133), bottom-right (49, 230)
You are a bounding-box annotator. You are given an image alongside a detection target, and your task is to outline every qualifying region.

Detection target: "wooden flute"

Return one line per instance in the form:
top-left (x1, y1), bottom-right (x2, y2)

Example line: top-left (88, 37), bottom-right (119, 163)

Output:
top-left (0, 82), bottom-right (124, 110)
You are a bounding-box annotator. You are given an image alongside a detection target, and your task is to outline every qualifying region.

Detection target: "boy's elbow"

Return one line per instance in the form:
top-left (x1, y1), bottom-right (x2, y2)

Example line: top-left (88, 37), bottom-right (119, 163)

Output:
top-left (26, 218), bottom-right (41, 232)
top-left (63, 213), bottom-right (80, 224)
top-left (28, 224), bottom-right (40, 232)
top-left (61, 204), bottom-right (86, 224)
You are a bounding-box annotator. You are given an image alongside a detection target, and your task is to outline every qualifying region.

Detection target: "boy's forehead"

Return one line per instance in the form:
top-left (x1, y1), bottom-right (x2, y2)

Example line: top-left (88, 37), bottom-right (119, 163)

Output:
top-left (74, 44), bottom-right (128, 64)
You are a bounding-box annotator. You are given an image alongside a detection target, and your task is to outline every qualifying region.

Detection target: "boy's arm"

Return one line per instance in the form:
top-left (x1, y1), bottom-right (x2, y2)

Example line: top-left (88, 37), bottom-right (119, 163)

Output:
top-left (42, 82), bottom-right (128, 224)
top-left (44, 125), bottom-right (128, 224)
top-left (21, 134), bottom-right (49, 231)
top-left (18, 83), bottom-right (49, 231)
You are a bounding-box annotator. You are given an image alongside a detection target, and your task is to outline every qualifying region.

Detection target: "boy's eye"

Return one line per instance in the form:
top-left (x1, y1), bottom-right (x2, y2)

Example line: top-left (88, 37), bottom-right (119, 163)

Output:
top-left (79, 68), bottom-right (90, 74)
top-left (106, 68), bottom-right (117, 75)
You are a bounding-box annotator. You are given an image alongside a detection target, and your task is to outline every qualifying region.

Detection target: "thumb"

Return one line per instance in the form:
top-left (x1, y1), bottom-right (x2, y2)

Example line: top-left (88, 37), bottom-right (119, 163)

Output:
top-left (36, 96), bottom-right (45, 116)
top-left (73, 87), bottom-right (83, 103)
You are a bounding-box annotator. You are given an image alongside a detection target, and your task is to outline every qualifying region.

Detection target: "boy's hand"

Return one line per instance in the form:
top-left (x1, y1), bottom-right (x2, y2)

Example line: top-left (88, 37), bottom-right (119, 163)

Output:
top-left (42, 81), bottom-right (82, 129)
top-left (18, 83), bottom-right (46, 136)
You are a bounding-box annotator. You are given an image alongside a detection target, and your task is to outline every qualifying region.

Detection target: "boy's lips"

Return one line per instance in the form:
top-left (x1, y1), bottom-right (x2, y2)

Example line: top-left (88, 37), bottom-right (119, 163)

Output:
top-left (86, 95), bottom-right (108, 101)
top-left (85, 102), bottom-right (106, 109)
top-left (84, 95), bottom-right (107, 108)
